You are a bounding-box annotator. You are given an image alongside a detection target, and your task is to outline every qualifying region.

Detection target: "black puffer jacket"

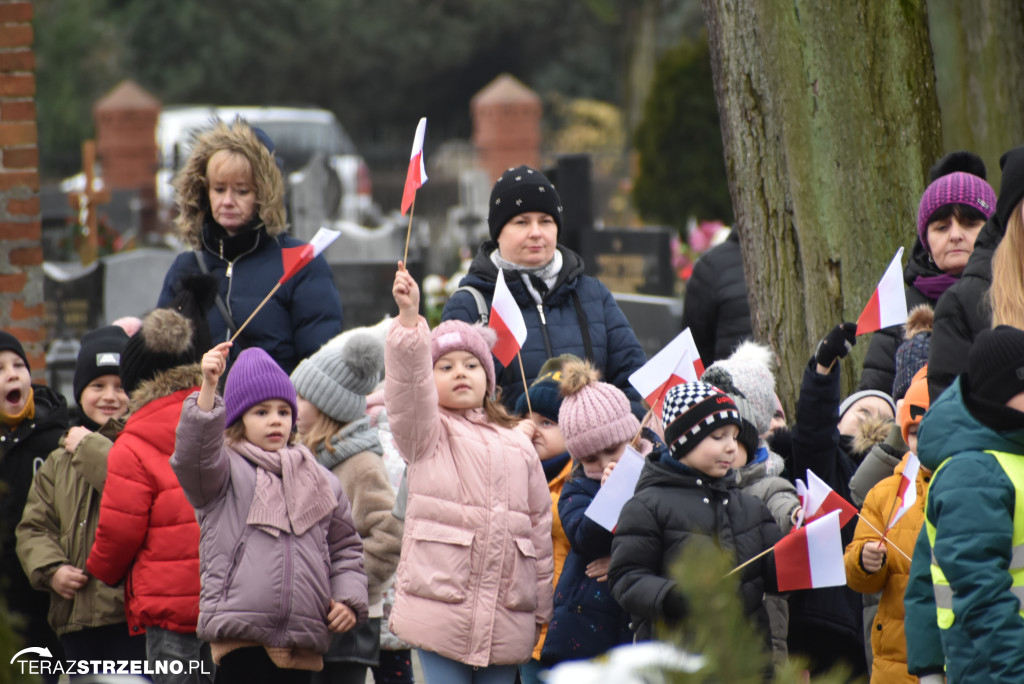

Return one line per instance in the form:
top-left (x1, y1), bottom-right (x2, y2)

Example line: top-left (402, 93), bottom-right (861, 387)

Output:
top-left (608, 445), bottom-right (781, 642)
top-left (927, 215), bottom-right (1002, 402)
top-left (0, 385), bottom-right (68, 652)
top-left (682, 229), bottom-right (752, 364)
top-left (858, 241), bottom-right (943, 394)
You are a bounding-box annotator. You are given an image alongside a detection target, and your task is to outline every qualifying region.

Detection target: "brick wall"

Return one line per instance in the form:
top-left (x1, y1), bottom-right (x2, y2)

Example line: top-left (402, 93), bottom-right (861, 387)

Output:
top-left (0, 1), bottom-right (43, 377)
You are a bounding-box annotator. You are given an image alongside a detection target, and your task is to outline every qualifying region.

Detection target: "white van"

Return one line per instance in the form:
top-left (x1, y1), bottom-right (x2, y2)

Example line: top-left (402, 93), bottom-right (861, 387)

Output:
top-left (155, 105), bottom-right (377, 227)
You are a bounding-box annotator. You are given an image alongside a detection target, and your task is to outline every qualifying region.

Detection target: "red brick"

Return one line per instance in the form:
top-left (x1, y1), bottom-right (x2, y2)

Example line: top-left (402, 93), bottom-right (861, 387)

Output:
top-left (7, 196), bottom-right (37, 215)
top-left (0, 170), bottom-right (38, 191)
top-left (1, 100), bottom-right (34, 121)
top-left (0, 272), bottom-right (27, 292)
top-left (0, 3), bottom-right (32, 23)
top-left (3, 146), bottom-right (36, 168)
top-left (0, 74), bottom-right (33, 97)
top-left (0, 50), bottom-right (32, 72)
top-left (10, 299), bottom-right (43, 320)
top-left (27, 352), bottom-right (46, 376)
top-left (0, 122), bottom-right (34, 146)
top-left (4, 325), bottom-right (44, 342)
top-left (0, 219), bottom-right (38, 239)
top-left (8, 245), bottom-right (40, 265)
top-left (0, 25), bottom-right (31, 48)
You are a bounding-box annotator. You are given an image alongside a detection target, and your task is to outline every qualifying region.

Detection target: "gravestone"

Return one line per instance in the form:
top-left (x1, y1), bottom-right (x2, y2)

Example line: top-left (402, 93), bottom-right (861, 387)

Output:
top-left (331, 260), bottom-right (425, 330)
top-left (612, 292), bottom-right (684, 359)
top-left (582, 226), bottom-right (675, 297)
top-left (101, 248), bottom-right (178, 322)
top-left (43, 260), bottom-right (104, 342)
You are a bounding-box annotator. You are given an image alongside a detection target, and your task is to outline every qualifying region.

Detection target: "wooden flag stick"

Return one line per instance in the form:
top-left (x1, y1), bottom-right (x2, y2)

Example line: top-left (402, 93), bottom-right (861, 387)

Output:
top-left (230, 282), bottom-right (281, 344)
top-left (517, 351), bottom-right (532, 414)
top-left (726, 545), bottom-right (775, 576)
top-left (631, 382), bottom-right (672, 447)
top-left (856, 514), bottom-right (912, 562)
top-left (403, 200), bottom-right (416, 265)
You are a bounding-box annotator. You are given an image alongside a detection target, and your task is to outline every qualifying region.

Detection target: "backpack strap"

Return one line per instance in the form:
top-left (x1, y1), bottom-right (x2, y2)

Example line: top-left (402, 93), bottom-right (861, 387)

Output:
top-left (453, 285), bottom-right (489, 325)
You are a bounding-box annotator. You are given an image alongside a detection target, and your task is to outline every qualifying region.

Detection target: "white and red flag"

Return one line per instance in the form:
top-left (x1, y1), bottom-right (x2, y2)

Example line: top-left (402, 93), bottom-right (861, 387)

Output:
top-left (886, 452), bottom-right (921, 530)
top-left (774, 509), bottom-right (847, 591)
top-left (628, 328), bottom-right (705, 416)
top-left (279, 227), bottom-right (341, 284)
top-left (856, 247), bottom-right (908, 335)
top-left (401, 117), bottom-right (428, 216)
top-left (489, 269), bottom-right (528, 366)
top-left (800, 469), bottom-right (858, 528)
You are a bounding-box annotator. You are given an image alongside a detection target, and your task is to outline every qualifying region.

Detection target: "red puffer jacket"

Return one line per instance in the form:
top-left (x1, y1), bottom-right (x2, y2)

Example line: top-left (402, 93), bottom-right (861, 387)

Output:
top-left (87, 365), bottom-right (203, 635)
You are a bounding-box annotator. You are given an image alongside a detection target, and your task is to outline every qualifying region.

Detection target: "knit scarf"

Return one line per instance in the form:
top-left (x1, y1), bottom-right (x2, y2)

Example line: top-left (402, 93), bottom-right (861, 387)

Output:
top-left (0, 389), bottom-right (34, 427)
top-left (313, 416), bottom-right (383, 470)
top-left (233, 440), bottom-right (337, 538)
top-left (913, 272), bottom-right (959, 300)
top-left (490, 248), bottom-right (563, 297)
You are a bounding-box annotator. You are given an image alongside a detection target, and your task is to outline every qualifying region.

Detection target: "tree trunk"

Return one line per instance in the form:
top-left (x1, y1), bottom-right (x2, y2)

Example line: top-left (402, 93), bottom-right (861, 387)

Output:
top-left (701, 0), bottom-right (942, 410)
top-left (928, 0), bottom-right (1024, 190)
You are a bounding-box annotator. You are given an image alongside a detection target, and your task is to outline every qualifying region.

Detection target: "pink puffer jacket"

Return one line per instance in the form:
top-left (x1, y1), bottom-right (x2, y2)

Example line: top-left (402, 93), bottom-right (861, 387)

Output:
top-left (384, 318), bottom-right (554, 667)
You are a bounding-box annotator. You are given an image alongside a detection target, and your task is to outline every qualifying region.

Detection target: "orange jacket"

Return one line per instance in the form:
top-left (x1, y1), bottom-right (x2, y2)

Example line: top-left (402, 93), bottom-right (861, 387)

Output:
top-left (844, 453), bottom-right (929, 684)
top-left (533, 459), bottom-right (573, 660)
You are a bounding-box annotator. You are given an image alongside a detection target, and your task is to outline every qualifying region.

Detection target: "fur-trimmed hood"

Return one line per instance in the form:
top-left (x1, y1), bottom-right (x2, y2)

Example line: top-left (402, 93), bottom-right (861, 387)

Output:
top-left (173, 119), bottom-right (287, 248)
top-left (129, 363), bottom-right (203, 412)
top-left (852, 414), bottom-right (893, 456)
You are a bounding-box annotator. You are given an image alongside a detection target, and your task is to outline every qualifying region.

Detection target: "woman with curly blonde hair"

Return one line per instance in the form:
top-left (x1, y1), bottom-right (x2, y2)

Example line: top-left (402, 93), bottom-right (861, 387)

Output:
top-left (157, 119), bottom-right (343, 374)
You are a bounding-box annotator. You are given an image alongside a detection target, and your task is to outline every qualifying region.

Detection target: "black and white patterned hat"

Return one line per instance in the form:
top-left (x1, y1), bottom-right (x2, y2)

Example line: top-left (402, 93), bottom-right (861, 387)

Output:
top-left (662, 381), bottom-right (742, 459)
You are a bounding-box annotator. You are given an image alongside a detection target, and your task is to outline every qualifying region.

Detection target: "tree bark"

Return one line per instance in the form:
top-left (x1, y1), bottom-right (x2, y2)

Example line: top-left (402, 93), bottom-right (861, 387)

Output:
top-left (927, 0), bottom-right (1024, 190)
top-left (701, 0), bottom-right (942, 410)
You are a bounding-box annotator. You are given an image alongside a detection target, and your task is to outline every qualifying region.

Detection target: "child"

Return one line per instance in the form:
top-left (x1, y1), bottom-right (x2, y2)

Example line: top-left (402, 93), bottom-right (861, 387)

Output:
top-left (540, 360), bottom-right (641, 667)
top-left (86, 307), bottom-right (211, 684)
top-left (608, 382), bottom-right (782, 643)
top-left (844, 369), bottom-right (930, 684)
top-left (171, 344), bottom-right (368, 683)
top-left (789, 321), bottom-right (895, 677)
top-left (514, 355), bottom-right (575, 684)
top-left (291, 332), bottom-right (403, 684)
top-left (909, 325), bottom-right (1024, 681)
top-left (16, 325), bottom-right (145, 669)
top-left (0, 331), bottom-right (70, 675)
top-left (386, 264), bottom-right (554, 684)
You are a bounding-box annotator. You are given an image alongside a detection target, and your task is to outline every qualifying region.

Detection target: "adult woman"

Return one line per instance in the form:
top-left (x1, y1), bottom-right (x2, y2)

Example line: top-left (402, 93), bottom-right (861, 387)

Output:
top-left (927, 145), bottom-right (1024, 401)
top-left (441, 165), bottom-right (647, 415)
top-left (157, 119), bottom-right (343, 374)
top-left (859, 152), bottom-right (995, 395)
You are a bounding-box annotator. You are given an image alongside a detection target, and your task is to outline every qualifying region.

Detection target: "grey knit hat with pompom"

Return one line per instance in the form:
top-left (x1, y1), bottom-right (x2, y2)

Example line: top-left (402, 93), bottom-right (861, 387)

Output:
top-left (291, 331), bottom-right (385, 423)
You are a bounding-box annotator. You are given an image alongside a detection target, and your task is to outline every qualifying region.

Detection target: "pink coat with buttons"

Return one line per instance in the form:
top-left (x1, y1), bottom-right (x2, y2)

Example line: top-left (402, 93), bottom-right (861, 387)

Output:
top-left (384, 318), bottom-right (554, 667)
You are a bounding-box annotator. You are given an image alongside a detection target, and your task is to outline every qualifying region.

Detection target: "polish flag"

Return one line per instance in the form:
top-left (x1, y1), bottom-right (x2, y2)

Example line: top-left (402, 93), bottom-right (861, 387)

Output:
top-left (774, 509), bottom-right (847, 591)
top-left (489, 269), bottom-right (527, 366)
top-left (801, 469), bottom-right (857, 528)
top-left (401, 118), bottom-right (428, 216)
top-left (886, 452), bottom-right (921, 530)
top-left (856, 247), bottom-right (908, 335)
top-left (628, 328), bottom-right (705, 415)
top-left (279, 227), bottom-right (341, 284)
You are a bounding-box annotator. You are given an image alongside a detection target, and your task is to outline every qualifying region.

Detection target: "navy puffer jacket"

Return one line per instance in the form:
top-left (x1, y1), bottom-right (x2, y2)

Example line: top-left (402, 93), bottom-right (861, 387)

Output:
top-left (441, 242), bottom-right (647, 416)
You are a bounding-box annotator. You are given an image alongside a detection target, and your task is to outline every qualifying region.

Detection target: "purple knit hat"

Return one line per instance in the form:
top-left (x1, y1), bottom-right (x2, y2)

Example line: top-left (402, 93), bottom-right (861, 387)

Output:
top-left (224, 348), bottom-right (298, 426)
top-left (917, 171), bottom-right (996, 251)
top-left (430, 320), bottom-right (497, 394)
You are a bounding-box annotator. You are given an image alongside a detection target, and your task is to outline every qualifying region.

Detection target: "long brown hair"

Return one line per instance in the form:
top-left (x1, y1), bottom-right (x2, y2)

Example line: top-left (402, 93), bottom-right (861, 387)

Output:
top-left (989, 200), bottom-right (1024, 328)
top-left (484, 389), bottom-right (519, 429)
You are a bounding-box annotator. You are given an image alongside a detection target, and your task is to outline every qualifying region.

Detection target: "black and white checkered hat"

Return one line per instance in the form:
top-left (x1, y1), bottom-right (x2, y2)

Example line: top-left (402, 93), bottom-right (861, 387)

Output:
top-left (662, 381), bottom-right (742, 459)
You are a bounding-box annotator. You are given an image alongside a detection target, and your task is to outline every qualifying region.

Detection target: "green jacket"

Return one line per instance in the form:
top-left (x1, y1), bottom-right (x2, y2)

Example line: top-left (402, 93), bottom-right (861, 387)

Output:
top-left (15, 419), bottom-right (126, 636)
top-left (914, 378), bottom-right (1024, 682)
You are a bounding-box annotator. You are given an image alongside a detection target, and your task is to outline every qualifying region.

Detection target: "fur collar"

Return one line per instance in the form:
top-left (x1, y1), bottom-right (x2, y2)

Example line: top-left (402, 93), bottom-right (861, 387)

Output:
top-left (129, 364), bottom-right (203, 412)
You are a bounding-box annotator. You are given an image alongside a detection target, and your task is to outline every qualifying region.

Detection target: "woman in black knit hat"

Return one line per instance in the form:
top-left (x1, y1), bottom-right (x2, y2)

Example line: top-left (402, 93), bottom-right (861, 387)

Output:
top-left (441, 165), bottom-right (647, 417)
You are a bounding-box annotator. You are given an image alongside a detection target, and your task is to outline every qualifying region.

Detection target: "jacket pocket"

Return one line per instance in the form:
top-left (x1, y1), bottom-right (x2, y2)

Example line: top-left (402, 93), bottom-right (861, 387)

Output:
top-left (403, 520), bottom-right (474, 603)
top-left (503, 537), bottom-right (538, 612)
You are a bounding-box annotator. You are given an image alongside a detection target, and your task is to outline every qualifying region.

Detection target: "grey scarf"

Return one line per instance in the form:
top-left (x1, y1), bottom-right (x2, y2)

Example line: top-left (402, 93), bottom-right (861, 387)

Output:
top-left (490, 249), bottom-right (563, 303)
top-left (314, 416), bottom-right (383, 470)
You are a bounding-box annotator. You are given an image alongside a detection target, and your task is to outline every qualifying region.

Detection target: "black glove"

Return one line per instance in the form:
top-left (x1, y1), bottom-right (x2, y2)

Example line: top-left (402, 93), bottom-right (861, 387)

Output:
top-left (663, 588), bottom-right (689, 620)
top-left (814, 322), bottom-right (858, 368)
